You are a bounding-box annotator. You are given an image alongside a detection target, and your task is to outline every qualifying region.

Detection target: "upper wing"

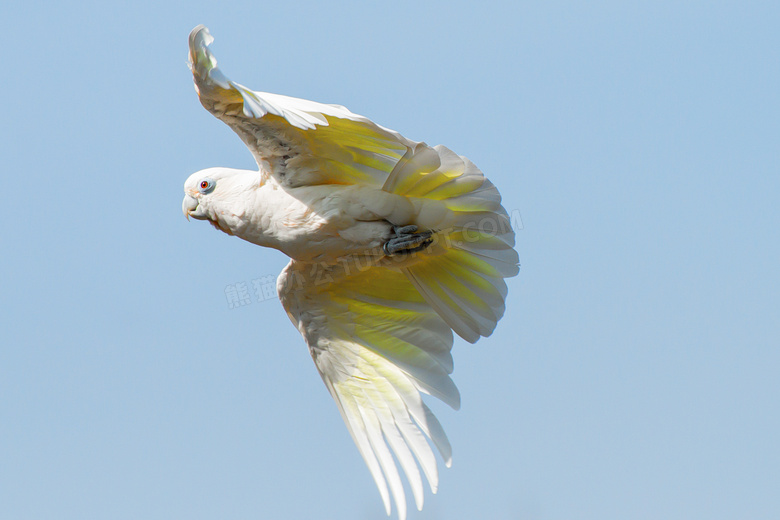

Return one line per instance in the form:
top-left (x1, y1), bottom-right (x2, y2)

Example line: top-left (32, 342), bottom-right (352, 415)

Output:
top-left (277, 259), bottom-right (459, 520)
top-left (188, 25), bottom-right (418, 188)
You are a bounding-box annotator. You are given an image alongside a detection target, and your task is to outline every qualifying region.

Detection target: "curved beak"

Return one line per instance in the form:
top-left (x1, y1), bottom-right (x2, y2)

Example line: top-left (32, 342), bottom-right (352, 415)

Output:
top-left (182, 194), bottom-right (208, 220)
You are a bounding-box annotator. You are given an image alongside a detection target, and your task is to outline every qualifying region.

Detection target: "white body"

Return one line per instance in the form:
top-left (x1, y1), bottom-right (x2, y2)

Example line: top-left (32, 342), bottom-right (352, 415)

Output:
top-left (183, 25), bottom-right (519, 520)
top-left (185, 168), bottom-right (401, 262)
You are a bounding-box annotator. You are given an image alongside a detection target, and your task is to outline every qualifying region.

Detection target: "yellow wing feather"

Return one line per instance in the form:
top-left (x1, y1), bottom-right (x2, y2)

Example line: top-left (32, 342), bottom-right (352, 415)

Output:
top-left (188, 26), bottom-right (415, 188)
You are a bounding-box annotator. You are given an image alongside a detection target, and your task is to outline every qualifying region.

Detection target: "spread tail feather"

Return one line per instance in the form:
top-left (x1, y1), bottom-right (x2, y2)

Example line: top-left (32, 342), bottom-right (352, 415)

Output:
top-left (384, 144), bottom-right (519, 342)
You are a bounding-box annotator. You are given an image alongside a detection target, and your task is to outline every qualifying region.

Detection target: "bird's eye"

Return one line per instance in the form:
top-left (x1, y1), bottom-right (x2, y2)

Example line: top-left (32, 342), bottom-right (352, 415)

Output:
top-left (198, 178), bottom-right (216, 194)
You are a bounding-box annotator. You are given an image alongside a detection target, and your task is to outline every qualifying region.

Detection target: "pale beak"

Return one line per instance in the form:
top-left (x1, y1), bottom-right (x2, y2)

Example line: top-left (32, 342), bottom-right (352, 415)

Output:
top-left (182, 194), bottom-right (207, 220)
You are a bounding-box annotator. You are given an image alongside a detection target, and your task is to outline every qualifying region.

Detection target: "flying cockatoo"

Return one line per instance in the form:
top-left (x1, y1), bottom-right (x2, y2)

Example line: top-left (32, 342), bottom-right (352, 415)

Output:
top-left (182, 25), bottom-right (519, 520)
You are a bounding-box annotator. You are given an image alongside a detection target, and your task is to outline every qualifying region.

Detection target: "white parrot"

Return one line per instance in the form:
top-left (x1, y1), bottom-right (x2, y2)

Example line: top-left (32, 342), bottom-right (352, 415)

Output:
top-left (182, 25), bottom-right (519, 520)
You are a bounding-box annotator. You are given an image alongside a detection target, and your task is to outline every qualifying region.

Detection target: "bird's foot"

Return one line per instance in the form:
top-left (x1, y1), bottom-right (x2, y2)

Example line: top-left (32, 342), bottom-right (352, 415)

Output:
top-left (383, 225), bottom-right (433, 255)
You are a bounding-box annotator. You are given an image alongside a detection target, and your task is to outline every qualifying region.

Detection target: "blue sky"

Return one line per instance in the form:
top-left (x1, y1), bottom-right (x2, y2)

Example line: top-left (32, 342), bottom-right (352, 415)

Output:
top-left (2, 1), bottom-right (778, 519)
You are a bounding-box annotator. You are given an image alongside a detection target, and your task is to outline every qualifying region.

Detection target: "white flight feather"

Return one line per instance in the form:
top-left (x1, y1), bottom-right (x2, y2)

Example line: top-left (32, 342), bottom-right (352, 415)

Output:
top-left (277, 260), bottom-right (457, 520)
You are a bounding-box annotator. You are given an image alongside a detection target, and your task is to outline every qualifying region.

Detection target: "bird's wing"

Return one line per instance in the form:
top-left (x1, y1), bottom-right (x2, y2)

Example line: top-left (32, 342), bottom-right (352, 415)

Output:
top-left (188, 25), bottom-right (417, 188)
top-left (277, 259), bottom-right (459, 520)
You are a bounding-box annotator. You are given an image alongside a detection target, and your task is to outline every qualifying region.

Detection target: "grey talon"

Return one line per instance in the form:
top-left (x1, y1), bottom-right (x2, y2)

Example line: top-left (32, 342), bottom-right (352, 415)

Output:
top-left (393, 225), bottom-right (419, 236)
top-left (383, 225), bottom-right (434, 255)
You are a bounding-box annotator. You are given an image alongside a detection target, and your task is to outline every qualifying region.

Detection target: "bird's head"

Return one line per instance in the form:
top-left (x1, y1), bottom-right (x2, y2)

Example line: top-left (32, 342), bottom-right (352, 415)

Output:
top-left (182, 167), bottom-right (260, 232)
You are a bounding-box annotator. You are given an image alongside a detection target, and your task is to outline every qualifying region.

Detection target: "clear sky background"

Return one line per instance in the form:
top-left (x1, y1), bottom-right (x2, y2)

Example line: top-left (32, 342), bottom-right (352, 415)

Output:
top-left (2, 1), bottom-right (778, 519)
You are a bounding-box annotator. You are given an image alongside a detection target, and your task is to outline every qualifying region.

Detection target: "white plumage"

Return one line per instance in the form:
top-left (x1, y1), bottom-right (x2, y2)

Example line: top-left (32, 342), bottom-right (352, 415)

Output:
top-left (182, 25), bottom-right (519, 519)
